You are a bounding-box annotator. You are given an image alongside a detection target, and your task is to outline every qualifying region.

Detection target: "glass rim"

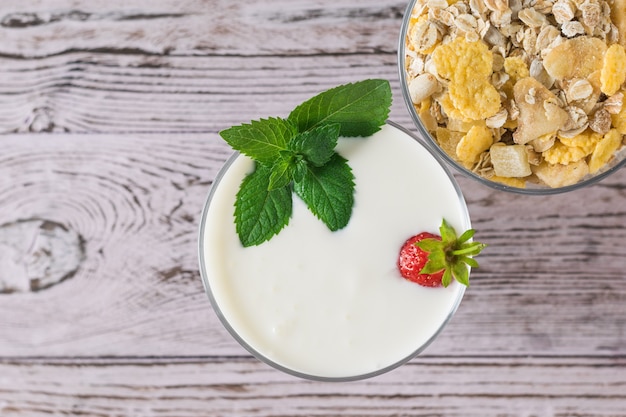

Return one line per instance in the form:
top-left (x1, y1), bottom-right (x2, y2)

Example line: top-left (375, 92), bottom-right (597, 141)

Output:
top-left (198, 121), bottom-right (470, 382)
top-left (397, 0), bottom-right (626, 195)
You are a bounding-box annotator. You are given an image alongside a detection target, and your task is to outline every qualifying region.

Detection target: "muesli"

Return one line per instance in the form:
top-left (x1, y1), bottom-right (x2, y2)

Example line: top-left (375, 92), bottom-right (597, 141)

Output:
top-left (404, 0), bottom-right (626, 188)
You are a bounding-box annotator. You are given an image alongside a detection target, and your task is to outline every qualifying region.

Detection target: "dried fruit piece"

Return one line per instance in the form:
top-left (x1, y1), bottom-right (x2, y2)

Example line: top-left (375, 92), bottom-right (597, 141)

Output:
top-left (513, 77), bottom-right (569, 144)
top-left (531, 132), bottom-right (557, 152)
top-left (417, 98), bottom-right (438, 132)
top-left (436, 126), bottom-right (465, 158)
top-left (447, 117), bottom-right (484, 133)
top-left (533, 159), bottom-right (590, 188)
top-left (543, 36), bottom-right (608, 82)
top-left (490, 143), bottom-right (532, 177)
top-left (589, 108), bottom-right (613, 135)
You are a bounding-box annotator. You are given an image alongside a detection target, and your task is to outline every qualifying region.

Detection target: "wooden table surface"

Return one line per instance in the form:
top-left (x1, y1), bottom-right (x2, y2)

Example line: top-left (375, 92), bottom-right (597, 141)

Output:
top-left (1, 0), bottom-right (625, 415)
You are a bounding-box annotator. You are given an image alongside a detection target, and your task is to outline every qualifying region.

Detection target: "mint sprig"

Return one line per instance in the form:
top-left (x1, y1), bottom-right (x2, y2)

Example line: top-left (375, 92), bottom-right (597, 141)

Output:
top-left (219, 79), bottom-right (392, 247)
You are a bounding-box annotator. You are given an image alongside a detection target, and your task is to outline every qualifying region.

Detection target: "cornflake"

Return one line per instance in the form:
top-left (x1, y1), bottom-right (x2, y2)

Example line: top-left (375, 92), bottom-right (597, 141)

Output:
top-left (600, 44), bottom-right (626, 95)
top-left (404, 0), bottom-right (626, 189)
top-left (431, 37), bottom-right (501, 121)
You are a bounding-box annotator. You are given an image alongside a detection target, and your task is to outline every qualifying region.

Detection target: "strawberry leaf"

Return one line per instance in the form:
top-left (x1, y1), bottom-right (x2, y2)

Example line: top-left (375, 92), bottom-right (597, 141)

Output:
top-left (413, 219), bottom-right (487, 287)
top-left (461, 256), bottom-right (479, 268)
top-left (439, 218), bottom-right (457, 243)
top-left (417, 238), bottom-right (442, 252)
top-left (420, 252), bottom-right (446, 274)
top-left (451, 262), bottom-right (470, 287)
top-left (454, 241), bottom-right (487, 256)
top-left (441, 269), bottom-right (453, 288)
top-left (457, 228), bottom-right (475, 243)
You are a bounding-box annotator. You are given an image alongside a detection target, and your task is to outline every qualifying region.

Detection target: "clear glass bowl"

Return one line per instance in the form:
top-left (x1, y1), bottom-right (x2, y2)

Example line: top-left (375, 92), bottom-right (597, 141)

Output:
top-left (397, 0), bottom-right (626, 195)
top-left (198, 122), bottom-right (471, 381)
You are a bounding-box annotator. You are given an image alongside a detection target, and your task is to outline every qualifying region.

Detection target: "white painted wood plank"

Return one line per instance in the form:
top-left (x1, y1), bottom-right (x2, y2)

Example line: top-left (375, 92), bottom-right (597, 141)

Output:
top-left (0, 133), bottom-right (624, 357)
top-left (0, 133), bottom-right (237, 356)
top-left (0, 53), bottom-right (408, 134)
top-left (0, 357), bottom-right (625, 416)
top-left (0, 0), bottom-right (622, 413)
top-left (0, 0), bottom-right (406, 57)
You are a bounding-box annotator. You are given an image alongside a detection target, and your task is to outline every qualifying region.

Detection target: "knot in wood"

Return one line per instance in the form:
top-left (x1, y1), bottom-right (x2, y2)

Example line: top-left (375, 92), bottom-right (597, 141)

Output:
top-left (0, 219), bottom-right (85, 294)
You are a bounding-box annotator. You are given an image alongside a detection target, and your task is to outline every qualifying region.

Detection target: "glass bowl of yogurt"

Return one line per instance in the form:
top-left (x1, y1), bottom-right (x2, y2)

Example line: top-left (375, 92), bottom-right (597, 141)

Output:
top-left (398, 0), bottom-right (626, 194)
top-left (198, 121), bottom-right (472, 381)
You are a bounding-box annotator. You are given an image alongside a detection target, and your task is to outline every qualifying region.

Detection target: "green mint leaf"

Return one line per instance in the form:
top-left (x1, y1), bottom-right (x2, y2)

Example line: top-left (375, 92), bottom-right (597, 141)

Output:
top-left (293, 153), bottom-right (354, 231)
top-left (268, 151), bottom-right (296, 190)
top-left (234, 164), bottom-right (292, 247)
top-left (293, 159), bottom-right (308, 183)
top-left (288, 123), bottom-right (341, 167)
top-left (219, 117), bottom-right (297, 165)
top-left (287, 79), bottom-right (392, 137)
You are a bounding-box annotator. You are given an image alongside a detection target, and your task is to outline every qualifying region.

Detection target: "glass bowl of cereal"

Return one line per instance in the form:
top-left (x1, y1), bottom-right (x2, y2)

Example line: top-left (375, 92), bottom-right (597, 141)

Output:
top-left (398, 0), bottom-right (626, 194)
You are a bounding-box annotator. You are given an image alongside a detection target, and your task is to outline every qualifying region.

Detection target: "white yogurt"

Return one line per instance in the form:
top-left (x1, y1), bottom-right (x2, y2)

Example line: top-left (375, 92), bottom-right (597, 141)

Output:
top-left (199, 123), bottom-right (471, 380)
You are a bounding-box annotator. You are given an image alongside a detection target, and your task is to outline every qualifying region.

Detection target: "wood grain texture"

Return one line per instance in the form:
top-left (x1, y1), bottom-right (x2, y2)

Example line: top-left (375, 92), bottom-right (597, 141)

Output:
top-left (0, 133), bottom-right (237, 357)
top-left (0, 53), bottom-right (408, 134)
top-left (0, 133), bottom-right (624, 358)
top-left (0, 0), bottom-right (406, 57)
top-left (1, 0), bottom-right (625, 414)
top-left (1, 357), bottom-right (625, 416)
